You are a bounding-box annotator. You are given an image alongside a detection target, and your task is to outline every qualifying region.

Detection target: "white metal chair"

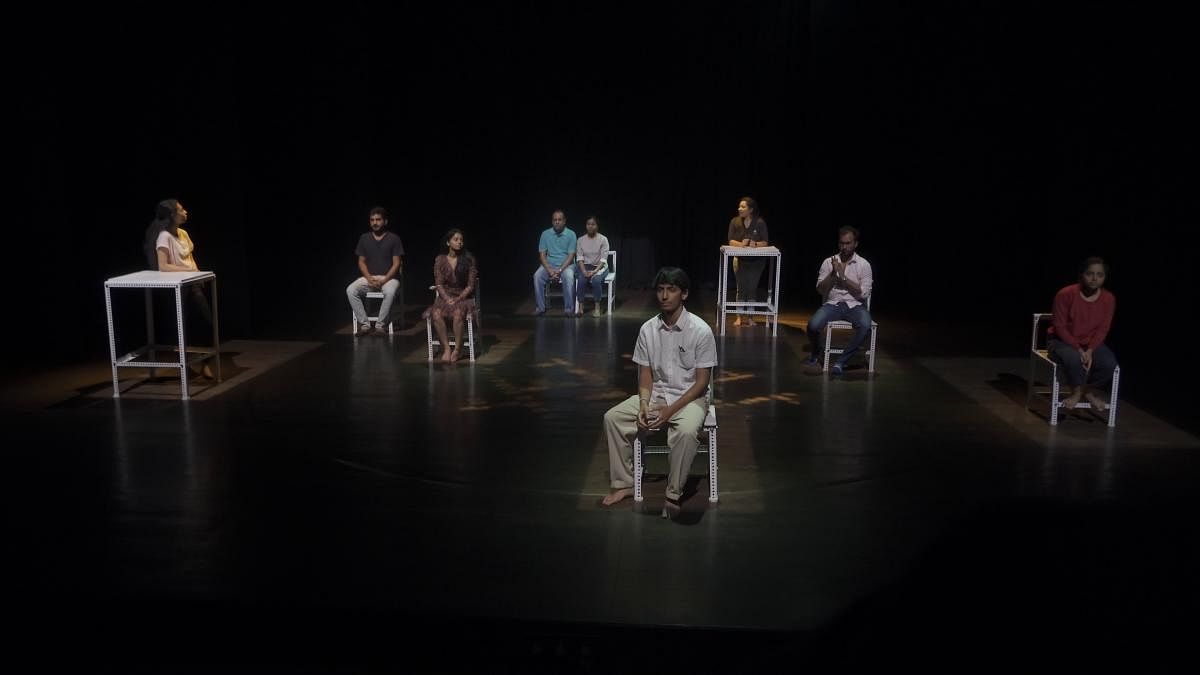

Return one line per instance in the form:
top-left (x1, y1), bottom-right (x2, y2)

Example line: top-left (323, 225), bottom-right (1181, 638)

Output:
top-left (574, 250), bottom-right (618, 315)
top-left (1026, 312), bottom-right (1120, 427)
top-left (426, 279), bottom-right (480, 362)
top-left (823, 295), bottom-right (878, 373)
top-left (351, 278), bottom-right (403, 336)
top-left (632, 369), bottom-right (719, 504)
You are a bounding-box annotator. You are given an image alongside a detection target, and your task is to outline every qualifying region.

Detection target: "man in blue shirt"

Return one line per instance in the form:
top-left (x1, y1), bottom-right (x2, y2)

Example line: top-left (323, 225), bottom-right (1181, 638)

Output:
top-left (532, 209), bottom-right (578, 316)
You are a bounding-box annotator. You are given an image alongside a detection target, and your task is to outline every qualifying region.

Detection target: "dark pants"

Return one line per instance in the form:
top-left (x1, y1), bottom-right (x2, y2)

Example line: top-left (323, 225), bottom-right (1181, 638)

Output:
top-left (734, 258), bottom-right (766, 304)
top-left (806, 302), bottom-right (872, 364)
top-left (1048, 339), bottom-right (1117, 388)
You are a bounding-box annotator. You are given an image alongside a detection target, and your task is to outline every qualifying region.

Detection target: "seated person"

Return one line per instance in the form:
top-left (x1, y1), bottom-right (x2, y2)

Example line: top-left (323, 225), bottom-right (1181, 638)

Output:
top-left (575, 215), bottom-right (610, 317)
top-left (602, 267), bottom-right (717, 519)
top-left (423, 228), bottom-right (478, 363)
top-left (346, 206), bottom-right (404, 335)
top-left (804, 226), bottom-right (873, 376)
top-left (143, 198), bottom-right (213, 378)
top-left (532, 209), bottom-right (577, 316)
top-left (1048, 257), bottom-right (1117, 411)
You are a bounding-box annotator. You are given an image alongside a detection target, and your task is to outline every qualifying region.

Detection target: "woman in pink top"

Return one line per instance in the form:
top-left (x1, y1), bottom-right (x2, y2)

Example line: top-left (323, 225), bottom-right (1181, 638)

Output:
top-left (141, 198), bottom-right (214, 376)
top-left (1048, 257), bottom-right (1117, 411)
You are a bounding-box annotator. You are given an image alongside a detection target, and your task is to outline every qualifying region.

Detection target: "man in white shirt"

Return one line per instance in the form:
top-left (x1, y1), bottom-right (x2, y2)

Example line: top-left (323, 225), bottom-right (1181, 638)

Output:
top-left (602, 267), bottom-right (718, 518)
top-left (805, 226), bottom-right (874, 376)
top-left (575, 215), bottom-right (610, 317)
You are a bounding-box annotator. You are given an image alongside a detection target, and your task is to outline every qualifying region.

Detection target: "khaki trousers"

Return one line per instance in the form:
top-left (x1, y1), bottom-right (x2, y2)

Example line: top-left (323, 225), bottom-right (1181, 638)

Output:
top-left (604, 394), bottom-right (706, 501)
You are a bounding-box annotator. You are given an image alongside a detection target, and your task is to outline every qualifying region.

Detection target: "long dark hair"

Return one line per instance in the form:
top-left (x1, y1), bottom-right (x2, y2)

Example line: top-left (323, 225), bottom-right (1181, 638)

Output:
top-left (143, 198), bottom-right (180, 268)
top-left (441, 227), bottom-right (475, 285)
top-left (739, 196), bottom-right (760, 220)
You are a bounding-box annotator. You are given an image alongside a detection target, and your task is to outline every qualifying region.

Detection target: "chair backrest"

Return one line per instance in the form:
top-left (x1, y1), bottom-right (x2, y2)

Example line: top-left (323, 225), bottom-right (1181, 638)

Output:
top-left (1031, 312), bottom-right (1052, 351)
top-left (607, 249), bottom-right (617, 276)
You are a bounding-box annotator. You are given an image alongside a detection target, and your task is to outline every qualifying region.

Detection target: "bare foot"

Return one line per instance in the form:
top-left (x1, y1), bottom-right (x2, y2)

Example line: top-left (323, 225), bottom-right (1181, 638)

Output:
top-left (601, 488), bottom-right (633, 506)
top-left (733, 317), bottom-right (743, 327)
top-left (441, 349), bottom-right (453, 363)
top-left (449, 349), bottom-right (461, 363)
top-left (662, 497), bottom-right (682, 520)
top-left (1061, 389), bottom-right (1083, 409)
top-left (1084, 392), bottom-right (1109, 411)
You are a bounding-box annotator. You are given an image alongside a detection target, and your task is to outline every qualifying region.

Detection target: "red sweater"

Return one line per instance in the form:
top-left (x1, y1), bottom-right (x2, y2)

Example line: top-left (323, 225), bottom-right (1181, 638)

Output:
top-left (1049, 284), bottom-right (1115, 350)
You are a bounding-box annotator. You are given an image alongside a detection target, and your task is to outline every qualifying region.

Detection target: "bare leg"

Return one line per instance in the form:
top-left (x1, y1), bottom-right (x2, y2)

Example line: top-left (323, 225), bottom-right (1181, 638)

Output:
top-left (450, 314), bottom-right (464, 362)
top-left (602, 488), bottom-right (633, 506)
top-left (432, 312), bottom-right (452, 362)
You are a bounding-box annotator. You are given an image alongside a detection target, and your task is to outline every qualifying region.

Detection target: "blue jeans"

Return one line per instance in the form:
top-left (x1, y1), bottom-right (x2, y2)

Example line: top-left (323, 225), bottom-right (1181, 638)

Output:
top-left (1048, 339), bottom-right (1117, 388)
top-left (577, 265), bottom-right (605, 308)
top-left (533, 265), bottom-right (576, 313)
top-left (806, 302), bottom-right (872, 364)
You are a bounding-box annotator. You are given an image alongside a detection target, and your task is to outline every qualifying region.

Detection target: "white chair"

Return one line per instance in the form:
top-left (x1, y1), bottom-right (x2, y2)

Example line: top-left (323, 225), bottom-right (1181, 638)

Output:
top-left (351, 278), bottom-right (403, 336)
top-left (632, 369), bottom-right (719, 504)
top-left (426, 279), bottom-right (481, 362)
top-left (823, 296), bottom-right (878, 373)
top-left (1026, 312), bottom-right (1119, 427)
top-left (574, 250), bottom-right (618, 315)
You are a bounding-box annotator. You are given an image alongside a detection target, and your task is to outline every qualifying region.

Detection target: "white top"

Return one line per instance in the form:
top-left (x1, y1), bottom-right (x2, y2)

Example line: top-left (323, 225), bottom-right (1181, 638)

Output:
top-left (816, 252), bottom-right (873, 309)
top-left (105, 270), bottom-right (214, 288)
top-left (156, 228), bottom-right (198, 271)
top-left (632, 307), bottom-right (718, 405)
top-left (576, 233), bottom-right (610, 268)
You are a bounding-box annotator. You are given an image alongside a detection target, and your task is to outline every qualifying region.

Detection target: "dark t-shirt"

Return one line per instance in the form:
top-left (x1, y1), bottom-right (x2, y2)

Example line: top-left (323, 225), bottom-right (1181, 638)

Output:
top-left (727, 217), bottom-right (768, 244)
top-left (355, 231), bottom-right (405, 275)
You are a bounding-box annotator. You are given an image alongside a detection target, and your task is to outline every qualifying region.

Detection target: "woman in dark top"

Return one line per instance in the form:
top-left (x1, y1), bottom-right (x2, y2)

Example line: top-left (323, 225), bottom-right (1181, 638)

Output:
top-left (726, 196), bottom-right (769, 326)
top-left (1048, 256), bottom-right (1117, 411)
top-left (424, 228), bottom-right (478, 363)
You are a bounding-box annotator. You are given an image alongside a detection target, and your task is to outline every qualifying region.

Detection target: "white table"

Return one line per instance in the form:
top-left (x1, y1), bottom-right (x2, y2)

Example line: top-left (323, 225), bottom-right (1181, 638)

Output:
top-left (104, 270), bottom-right (221, 399)
top-left (717, 246), bottom-right (782, 336)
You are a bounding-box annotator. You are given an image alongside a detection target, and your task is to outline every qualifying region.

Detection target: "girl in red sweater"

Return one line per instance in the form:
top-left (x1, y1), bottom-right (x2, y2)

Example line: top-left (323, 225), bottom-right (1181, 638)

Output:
top-left (1048, 257), bottom-right (1117, 412)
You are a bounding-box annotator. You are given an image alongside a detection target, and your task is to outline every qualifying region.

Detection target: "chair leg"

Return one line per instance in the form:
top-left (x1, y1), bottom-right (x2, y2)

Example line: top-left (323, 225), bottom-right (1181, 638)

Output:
top-left (823, 326), bottom-right (833, 372)
top-left (467, 316), bottom-right (476, 362)
top-left (1026, 354), bottom-right (1036, 413)
top-left (633, 435), bottom-right (644, 503)
top-left (1108, 365), bottom-right (1120, 427)
top-left (426, 317), bottom-right (434, 361)
top-left (708, 428), bottom-right (719, 503)
top-left (868, 324), bottom-right (878, 373)
top-left (1050, 363), bottom-right (1060, 426)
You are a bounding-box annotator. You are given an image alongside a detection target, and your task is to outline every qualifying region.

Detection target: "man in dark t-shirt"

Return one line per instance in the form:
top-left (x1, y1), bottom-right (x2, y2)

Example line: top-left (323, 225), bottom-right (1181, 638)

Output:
top-left (346, 206), bottom-right (404, 335)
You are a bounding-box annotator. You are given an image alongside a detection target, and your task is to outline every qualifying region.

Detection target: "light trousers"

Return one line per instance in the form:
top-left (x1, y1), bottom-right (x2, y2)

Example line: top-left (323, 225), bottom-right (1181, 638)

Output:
top-left (604, 394), bottom-right (706, 501)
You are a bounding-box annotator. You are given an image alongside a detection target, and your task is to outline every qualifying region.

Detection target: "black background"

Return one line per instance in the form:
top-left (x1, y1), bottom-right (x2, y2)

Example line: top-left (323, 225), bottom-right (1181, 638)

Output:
top-left (11, 2), bottom-right (1196, 423)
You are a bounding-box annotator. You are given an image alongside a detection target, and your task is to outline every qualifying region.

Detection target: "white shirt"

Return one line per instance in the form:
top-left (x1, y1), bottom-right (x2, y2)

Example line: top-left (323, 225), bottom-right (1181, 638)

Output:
top-left (816, 253), bottom-right (872, 309)
top-left (576, 233), bottom-right (609, 268)
top-left (632, 307), bottom-right (718, 405)
top-left (155, 228), bottom-right (198, 271)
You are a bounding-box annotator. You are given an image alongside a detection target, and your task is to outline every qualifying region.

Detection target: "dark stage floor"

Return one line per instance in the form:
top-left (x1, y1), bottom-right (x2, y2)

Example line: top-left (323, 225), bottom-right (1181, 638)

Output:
top-left (5, 288), bottom-right (1198, 671)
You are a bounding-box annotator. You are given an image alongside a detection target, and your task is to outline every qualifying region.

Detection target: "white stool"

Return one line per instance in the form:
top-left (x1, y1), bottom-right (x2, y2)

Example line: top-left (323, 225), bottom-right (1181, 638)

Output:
top-left (823, 296), bottom-right (878, 373)
top-left (574, 250), bottom-right (618, 315)
top-left (631, 371), bottom-right (719, 504)
top-left (1026, 312), bottom-right (1119, 426)
top-left (426, 280), bottom-right (481, 362)
top-left (351, 279), bottom-right (403, 335)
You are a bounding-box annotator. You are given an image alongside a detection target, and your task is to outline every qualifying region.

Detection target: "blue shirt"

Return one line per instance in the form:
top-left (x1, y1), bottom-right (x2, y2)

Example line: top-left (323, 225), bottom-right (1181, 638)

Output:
top-left (538, 227), bottom-right (577, 268)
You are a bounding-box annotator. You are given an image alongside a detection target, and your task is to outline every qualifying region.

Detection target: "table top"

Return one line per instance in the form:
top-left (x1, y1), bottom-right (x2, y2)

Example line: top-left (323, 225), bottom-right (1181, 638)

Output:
top-left (720, 245), bottom-right (780, 256)
top-left (105, 270), bottom-right (216, 288)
